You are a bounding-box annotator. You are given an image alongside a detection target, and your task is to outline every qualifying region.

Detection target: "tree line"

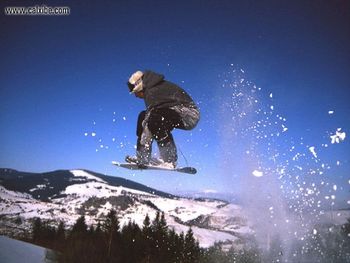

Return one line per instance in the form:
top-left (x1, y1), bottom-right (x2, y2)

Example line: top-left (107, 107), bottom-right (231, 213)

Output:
top-left (31, 210), bottom-right (202, 263)
top-left (29, 210), bottom-right (350, 263)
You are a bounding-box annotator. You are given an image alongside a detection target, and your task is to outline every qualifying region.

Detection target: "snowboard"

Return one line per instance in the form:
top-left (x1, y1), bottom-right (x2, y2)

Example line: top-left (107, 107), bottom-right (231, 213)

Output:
top-left (112, 160), bottom-right (197, 174)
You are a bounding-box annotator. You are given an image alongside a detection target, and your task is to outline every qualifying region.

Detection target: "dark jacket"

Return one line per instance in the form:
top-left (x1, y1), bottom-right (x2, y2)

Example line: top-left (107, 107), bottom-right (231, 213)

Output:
top-left (142, 71), bottom-right (196, 111)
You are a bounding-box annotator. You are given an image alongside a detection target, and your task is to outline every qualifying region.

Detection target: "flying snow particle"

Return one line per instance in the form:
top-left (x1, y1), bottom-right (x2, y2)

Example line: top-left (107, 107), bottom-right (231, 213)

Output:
top-left (333, 185), bottom-right (337, 191)
top-left (282, 124), bottom-right (288, 132)
top-left (91, 132), bottom-right (96, 137)
top-left (252, 170), bottom-right (263, 177)
top-left (309, 146), bottom-right (318, 158)
top-left (269, 93), bottom-right (273, 98)
top-left (295, 165), bottom-right (303, 171)
top-left (84, 133), bottom-right (88, 136)
top-left (313, 229), bottom-right (317, 235)
top-left (307, 189), bottom-right (314, 195)
top-left (328, 110), bottom-right (334, 115)
top-left (330, 128), bottom-right (346, 144)
top-left (123, 117), bottom-right (127, 121)
top-left (270, 105), bottom-right (274, 110)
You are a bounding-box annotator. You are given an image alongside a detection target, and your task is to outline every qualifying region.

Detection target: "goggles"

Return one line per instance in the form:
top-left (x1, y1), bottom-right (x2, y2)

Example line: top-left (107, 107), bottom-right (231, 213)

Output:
top-left (127, 81), bottom-right (135, 92)
top-left (127, 78), bottom-right (142, 93)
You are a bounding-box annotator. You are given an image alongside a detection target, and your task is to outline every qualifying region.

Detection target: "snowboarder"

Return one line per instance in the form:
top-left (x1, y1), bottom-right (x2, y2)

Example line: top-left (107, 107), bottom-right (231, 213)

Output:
top-left (126, 70), bottom-right (200, 168)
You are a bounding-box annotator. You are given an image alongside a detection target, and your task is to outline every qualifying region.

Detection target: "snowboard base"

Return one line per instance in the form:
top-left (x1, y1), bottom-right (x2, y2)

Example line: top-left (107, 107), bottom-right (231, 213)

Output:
top-left (112, 161), bottom-right (197, 174)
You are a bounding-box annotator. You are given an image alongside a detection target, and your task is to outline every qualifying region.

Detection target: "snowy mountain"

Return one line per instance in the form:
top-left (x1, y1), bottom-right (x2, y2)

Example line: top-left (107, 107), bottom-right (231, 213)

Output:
top-left (0, 168), bottom-right (252, 248)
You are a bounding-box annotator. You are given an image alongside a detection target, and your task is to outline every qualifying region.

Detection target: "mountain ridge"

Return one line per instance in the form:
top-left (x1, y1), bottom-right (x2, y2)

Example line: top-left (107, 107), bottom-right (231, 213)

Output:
top-left (0, 168), bottom-right (176, 200)
top-left (0, 168), bottom-right (252, 248)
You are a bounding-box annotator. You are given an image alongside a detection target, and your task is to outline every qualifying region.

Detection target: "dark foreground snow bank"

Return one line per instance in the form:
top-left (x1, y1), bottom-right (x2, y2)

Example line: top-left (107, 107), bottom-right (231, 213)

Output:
top-left (0, 236), bottom-right (57, 263)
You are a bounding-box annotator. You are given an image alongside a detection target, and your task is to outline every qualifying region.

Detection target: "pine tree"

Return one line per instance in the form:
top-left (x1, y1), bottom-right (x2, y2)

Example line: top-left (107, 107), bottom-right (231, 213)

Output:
top-left (150, 212), bottom-right (169, 262)
top-left (120, 221), bottom-right (144, 263)
top-left (71, 215), bottom-right (88, 234)
top-left (178, 232), bottom-right (186, 262)
top-left (62, 216), bottom-right (91, 263)
top-left (143, 214), bottom-right (151, 232)
top-left (141, 214), bottom-right (152, 262)
top-left (184, 227), bottom-right (200, 263)
top-left (159, 212), bottom-right (167, 232)
top-left (168, 228), bottom-right (181, 262)
top-left (31, 217), bottom-right (43, 244)
top-left (142, 214), bottom-right (152, 244)
top-left (55, 221), bottom-right (65, 252)
top-left (56, 221), bottom-right (65, 240)
top-left (152, 211), bottom-right (160, 230)
top-left (102, 209), bottom-right (120, 261)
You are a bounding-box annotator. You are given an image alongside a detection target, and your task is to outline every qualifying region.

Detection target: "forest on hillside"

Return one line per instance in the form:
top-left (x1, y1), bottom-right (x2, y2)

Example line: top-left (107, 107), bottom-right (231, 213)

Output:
top-left (26, 210), bottom-right (350, 263)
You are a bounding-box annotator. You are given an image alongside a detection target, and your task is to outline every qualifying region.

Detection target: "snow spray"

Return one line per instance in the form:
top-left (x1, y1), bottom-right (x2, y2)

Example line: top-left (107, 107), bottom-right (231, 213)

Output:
top-left (215, 67), bottom-right (349, 262)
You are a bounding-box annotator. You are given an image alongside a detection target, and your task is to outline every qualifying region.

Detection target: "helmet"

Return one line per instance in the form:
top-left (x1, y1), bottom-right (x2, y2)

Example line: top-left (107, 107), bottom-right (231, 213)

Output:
top-left (127, 71), bottom-right (143, 93)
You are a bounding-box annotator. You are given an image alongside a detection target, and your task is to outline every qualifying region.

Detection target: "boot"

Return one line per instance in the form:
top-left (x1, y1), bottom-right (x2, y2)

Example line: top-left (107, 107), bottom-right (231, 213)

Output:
top-left (157, 134), bottom-right (178, 168)
top-left (126, 143), bottom-right (151, 167)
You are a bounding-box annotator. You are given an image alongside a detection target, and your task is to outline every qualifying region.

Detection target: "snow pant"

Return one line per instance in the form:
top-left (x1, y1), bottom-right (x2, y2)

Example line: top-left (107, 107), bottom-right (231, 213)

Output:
top-left (136, 104), bottom-right (200, 163)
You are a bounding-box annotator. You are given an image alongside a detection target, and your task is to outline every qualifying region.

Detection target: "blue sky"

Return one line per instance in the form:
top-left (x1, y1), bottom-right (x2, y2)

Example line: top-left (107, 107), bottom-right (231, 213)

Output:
top-left (0, 1), bottom-right (349, 205)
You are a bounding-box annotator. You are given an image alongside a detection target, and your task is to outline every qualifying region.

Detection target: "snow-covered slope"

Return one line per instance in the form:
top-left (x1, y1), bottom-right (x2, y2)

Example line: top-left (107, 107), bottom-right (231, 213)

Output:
top-left (0, 169), bottom-right (252, 248)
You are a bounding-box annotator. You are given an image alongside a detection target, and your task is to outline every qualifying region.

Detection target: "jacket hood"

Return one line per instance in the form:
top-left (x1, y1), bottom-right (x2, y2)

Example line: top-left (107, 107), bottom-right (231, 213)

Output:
top-left (142, 71), bottom-right (164, 90)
